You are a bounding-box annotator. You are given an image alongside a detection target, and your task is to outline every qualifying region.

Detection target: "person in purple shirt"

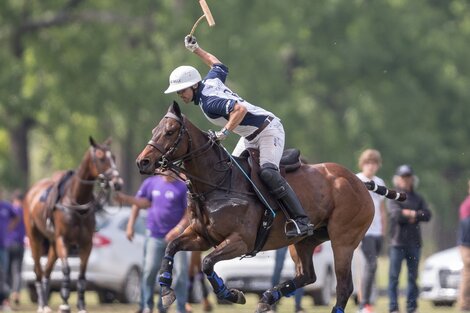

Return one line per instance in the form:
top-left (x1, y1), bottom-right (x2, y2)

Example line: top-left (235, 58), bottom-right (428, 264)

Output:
top-left (116, 172), bottom-right (190, 313)
top-left (0, 195), bottom-right (19, 311)
top-left (6, 191), bottom-right (25, 307)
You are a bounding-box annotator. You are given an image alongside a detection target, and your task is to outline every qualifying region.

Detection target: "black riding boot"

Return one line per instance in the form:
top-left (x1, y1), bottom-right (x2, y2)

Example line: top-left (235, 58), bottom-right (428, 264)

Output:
top-left (259, 163), bottom-right (314, 238)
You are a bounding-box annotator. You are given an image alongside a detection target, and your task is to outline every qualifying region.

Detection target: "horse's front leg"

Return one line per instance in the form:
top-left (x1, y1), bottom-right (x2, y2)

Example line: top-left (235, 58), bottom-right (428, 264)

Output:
top-left (76, 242), bottom-right (92, 313)
top-left (159, 227), bottom-right (211, 309)
top-left (56, 236), bottom-right (71, 313)
top-left (201, 232), bottom-right (248, 305)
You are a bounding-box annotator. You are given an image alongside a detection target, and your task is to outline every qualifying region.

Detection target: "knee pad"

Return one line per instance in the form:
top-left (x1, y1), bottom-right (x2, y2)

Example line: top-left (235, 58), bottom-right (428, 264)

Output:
top-left (259, 163), bottom-right (288, 198)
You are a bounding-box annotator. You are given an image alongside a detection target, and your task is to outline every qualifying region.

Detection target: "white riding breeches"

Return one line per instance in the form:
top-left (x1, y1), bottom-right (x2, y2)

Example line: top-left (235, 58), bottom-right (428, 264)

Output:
top-left (232, 118), bottom-right (285, 168)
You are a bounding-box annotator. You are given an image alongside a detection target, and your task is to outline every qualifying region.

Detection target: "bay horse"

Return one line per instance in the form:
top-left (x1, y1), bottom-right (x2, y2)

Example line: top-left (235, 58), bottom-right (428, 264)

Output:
top-left (136, 102), bottom-right (399, 313)
top-left (23, 137), bottom-right (123, 313)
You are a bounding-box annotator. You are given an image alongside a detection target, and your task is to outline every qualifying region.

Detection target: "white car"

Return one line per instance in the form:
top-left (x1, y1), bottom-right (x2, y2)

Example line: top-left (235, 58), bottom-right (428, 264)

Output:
top-left (420, 247), bottom-right (462, 306)
top-left (22, 207), bottom-right (146, 304)
top-left (214, 241), bottom-right (336, 306)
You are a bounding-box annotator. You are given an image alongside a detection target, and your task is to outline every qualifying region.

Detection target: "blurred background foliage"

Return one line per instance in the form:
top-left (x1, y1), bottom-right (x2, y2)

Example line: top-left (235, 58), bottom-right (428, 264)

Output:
top-left (1, 0), bottom-right (469, 251)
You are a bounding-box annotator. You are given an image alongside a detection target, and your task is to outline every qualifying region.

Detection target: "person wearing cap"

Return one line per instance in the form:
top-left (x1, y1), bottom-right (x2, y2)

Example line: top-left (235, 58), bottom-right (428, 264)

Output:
top-left (162, 35), bottom-right (314, 238)
top-left (355, 149), bottom-right (387, 313)
top-left (387, 165), bottom-right (432, 313)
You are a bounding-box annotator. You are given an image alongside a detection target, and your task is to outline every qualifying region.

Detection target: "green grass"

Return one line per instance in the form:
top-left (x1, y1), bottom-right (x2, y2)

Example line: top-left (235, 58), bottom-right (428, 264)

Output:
top-left (12, 291), bottom-right (460, 313)
top-left (12, 255), bottom-right (458, 313)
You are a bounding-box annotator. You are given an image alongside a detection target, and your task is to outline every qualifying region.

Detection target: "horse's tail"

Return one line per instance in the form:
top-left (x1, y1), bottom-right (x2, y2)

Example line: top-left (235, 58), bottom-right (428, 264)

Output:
top-left (364, 180), bottom-right (407, 202)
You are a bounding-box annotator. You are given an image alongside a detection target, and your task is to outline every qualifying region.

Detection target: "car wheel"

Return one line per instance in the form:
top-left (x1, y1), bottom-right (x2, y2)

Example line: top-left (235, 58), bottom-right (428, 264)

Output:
top-left (432, 300), bottom-right (455, 307)
top-left (119, 266), bottom-right (141, 303)
top-left (97, 289), bottom-right (118, 304)
top-left (312, 268), bottom-right (334, 306)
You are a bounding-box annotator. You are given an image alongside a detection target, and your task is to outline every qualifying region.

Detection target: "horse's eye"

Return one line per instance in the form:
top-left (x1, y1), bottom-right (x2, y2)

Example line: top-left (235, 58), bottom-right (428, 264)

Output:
top-left (165, 131), bottom-right (174, 137)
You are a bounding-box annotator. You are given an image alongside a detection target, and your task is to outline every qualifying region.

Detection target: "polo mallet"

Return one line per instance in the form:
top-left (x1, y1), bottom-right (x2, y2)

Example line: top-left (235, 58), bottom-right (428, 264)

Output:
top-left (189, 0), bottom-right (216, 36)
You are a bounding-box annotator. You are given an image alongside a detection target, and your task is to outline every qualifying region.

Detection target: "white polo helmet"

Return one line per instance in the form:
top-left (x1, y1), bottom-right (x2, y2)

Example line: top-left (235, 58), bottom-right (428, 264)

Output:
top-left (164, 65), bottom-right (202, 94)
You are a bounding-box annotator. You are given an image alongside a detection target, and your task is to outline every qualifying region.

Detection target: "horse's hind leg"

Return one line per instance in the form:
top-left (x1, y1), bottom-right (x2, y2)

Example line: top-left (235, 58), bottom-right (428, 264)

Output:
top-left (56, 236), bottom-right (72, 313)
top-left (201, 233), bottom-right (248, 305)
top-left (42, 243), bottom-right (58, 307)
top-left (28, 228), bottom-right (52, 313)
top-left (76, 242), bottom-right (92, 313)
top-left (256, 238), bottom-right (321, 313)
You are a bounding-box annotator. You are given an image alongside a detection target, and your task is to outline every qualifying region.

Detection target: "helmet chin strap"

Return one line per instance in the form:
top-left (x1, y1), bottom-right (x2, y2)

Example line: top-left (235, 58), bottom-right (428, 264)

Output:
top-left (191, 83), bottom-right (200, 104)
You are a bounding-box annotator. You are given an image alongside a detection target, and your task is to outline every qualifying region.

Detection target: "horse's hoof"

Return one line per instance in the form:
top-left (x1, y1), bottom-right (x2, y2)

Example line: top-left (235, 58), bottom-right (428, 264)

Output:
top-left (39, 306), bottom-right (52, 313)
top-left (161, 288), bottom-right (176, 308)
top-left (255, 303), bottom-right (271, 313)
top-left (58, 304), bottom-right (71, 313)
top-left (42, 305), bottom-right (52, 313)
top-left (230, 289), bottom-right (246, 304)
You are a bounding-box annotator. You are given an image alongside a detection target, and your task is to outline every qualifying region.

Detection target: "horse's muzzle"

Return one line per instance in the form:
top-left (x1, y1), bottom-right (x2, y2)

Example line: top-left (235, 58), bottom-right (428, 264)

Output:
top-left (136, 157), bottom-right (155, 175)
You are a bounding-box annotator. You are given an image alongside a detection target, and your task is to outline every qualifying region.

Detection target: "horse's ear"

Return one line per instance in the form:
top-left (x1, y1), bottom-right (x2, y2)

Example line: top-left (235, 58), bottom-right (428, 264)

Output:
top-left (89, 136), bottom-right (97, 147)
top-left (170, 101), bottom-right (182, 119)
top-left (103, 137), bottom-right (112, 147)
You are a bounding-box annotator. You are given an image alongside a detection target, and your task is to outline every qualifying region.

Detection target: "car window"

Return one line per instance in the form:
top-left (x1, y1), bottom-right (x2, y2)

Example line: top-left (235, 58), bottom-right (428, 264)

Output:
top-left (96, 217), bottom-right (111, 231)
top-left (134, 216), bottom-right (146, 236)
top-left (118, 215), bottom-right (147, 236)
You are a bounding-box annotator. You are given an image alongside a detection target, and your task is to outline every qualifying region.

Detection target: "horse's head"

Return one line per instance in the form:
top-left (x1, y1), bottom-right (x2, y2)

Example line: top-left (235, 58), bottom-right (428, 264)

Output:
top-left (88, 136), bottom-right (124, 191)
top-left (136, 101), bottom-right (191, 175)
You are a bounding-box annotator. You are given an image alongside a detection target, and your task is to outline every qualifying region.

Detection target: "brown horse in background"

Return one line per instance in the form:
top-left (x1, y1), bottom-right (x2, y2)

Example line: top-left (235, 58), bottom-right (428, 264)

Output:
top-left (23, 137), bottom-right (123, 313)
top-left (136, 102), bottom-right (399, 313)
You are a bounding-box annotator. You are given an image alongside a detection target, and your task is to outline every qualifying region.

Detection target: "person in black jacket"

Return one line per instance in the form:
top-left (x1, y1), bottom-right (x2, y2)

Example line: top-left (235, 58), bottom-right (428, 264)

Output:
top-left (387, 165), bottom-right (432, 313)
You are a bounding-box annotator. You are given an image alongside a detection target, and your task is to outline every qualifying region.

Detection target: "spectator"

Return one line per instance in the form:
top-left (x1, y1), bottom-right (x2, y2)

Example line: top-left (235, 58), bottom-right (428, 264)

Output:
top-left (387, 165), bottom-right (431, 313)
top-left (187, 251), bottom-right (213, 312)
top-left (271, 246), bottom-right (304, 313)
top-left (458, 179), bottom-right (470, 312)
top-left (6, 191), bottom-right (25, 307)
top-left (355, 149), bottom-right (387, 313)
top-left (0, 192), bottom-right (19, 312)
top-left (116, 171), bottom-right (190, 313)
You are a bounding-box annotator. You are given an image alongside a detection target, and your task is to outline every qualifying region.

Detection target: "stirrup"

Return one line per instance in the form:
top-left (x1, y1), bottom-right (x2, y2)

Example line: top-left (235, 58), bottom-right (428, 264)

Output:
top-left (46, 218), bottom-right (54, 233)
top-left (284, 219), bottom-right (314, 238)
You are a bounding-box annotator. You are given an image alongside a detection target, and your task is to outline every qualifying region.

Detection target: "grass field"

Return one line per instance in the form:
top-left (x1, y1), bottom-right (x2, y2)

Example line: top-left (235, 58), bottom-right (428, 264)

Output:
top-left (10, 291), bottom-right (460, 313)
top-left (11, 256), bottom-right (458, 313)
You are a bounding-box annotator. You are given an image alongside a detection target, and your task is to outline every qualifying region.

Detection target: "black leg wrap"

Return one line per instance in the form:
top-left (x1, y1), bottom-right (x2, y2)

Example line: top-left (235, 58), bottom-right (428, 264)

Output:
top-left (42, 277), bottom-right (51, 300)
top-left (261, 280), bottom-right (297, 305)
top-left (206, 271), bottom-right (238, 302)
top-left (61, 266), bottom-right (71, 303)
top-left (60, 276), bottom-right (71, 302)
top-left (158, 255), bottom-right (174, 287)
top-left (77, 278), bottom-right (86, 309)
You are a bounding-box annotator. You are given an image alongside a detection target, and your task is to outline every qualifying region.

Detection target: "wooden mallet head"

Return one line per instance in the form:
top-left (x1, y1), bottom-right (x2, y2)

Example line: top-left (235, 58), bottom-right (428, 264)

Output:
top-left (199, 0), bottom-right (215, 27)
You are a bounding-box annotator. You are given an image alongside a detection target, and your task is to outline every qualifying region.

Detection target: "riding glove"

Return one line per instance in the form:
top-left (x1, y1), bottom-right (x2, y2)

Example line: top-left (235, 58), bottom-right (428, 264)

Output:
top-left (185, 35), bottom-right (199, 52)
top-left (208, 128), bottom-right (229, 142)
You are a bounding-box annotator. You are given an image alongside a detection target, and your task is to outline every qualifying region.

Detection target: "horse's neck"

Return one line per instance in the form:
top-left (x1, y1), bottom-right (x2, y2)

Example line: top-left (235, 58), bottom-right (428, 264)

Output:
top-left (68, 153), bottom-right (95, 204)
top-left (183, 127), bottom-right (228, 194)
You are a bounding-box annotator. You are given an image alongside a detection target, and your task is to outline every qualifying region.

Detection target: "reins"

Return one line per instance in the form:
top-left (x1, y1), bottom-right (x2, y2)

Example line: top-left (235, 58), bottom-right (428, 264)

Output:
top-left (147, 114), bottom-right (256, 198)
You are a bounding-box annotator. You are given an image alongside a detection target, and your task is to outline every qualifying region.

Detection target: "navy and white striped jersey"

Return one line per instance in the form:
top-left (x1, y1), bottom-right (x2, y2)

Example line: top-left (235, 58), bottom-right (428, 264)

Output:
top-left (194, 63), bottom-right (278, 138)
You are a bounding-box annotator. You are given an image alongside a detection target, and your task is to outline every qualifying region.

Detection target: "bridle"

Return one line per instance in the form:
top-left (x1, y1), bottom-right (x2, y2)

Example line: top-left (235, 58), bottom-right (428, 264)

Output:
top-left (146, 112), bottom-right (194, 169)
top-left (145, 113), bottom-right (255, 198)
top-left (59, 146), bottom-right (122, 214)
top-left (79, 146), bottom-right (122, 190)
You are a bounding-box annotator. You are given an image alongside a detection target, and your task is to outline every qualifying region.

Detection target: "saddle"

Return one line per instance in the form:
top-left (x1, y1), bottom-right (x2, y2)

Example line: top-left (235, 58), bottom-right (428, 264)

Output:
top-left (243, 148), bottom-right (302, 257)
top-left (40, 170), bottom-right (75, 223)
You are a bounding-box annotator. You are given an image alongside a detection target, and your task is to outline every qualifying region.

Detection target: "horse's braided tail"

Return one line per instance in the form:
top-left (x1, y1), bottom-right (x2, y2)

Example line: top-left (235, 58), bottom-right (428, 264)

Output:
top-left (364, 180), bottom-right (407, 202)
